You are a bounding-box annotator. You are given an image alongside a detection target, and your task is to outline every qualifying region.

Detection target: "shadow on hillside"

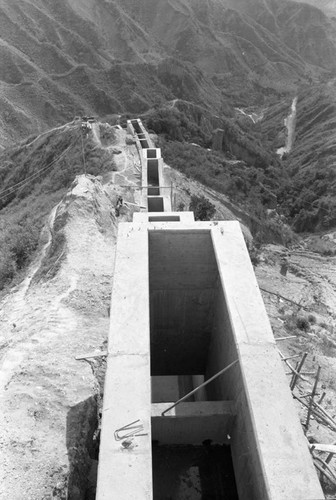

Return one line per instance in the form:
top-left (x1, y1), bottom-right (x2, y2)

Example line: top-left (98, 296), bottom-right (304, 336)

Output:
top-left (66, 396), bottom-right (99, 500)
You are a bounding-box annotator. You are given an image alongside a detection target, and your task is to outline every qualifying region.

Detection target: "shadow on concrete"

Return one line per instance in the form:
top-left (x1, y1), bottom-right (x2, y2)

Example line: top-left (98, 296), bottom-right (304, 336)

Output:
top-left (66, 396), bottom-right (99, 500)
top-left (152, 441), bottom-right (239, 500)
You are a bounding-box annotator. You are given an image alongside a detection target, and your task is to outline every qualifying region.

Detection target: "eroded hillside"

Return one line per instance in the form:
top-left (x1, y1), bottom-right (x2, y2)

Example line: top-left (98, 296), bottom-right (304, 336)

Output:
top-left (1, 0), bottom-right (336, 146)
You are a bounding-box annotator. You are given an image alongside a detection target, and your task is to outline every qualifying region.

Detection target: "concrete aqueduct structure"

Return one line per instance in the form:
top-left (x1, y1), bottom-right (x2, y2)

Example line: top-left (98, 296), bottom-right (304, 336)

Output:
top-left (96, 120), bottom-right (325, 499)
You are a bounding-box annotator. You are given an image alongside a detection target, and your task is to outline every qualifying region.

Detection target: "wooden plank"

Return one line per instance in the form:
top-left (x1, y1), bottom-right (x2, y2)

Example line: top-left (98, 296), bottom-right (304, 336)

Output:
top-left (75, 351), bottom-right (108, 360)
top-left (307, 368), bottom-right (320, 430)
top-left (290, 352), bottom-right (308, 391)
top-left (309, 444), bottom-right (336, 454)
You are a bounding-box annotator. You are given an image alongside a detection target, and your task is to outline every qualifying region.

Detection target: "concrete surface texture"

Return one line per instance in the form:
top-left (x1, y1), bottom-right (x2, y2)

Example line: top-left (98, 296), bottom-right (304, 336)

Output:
top-left (95, 223), bottom-right (152, 500)
top-left (133, 211), bottom-right (195, 223)
top-left (97, 218), bottom-right (324, 499)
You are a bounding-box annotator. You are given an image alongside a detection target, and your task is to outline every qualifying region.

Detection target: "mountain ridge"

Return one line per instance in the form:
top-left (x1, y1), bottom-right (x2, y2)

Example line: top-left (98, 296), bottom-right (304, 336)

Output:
top-left (1, 0), bottom-right (336, 146)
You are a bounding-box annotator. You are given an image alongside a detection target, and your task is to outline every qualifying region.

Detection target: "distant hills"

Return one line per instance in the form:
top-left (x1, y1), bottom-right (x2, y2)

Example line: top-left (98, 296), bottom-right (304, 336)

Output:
top-left (294, 0), bottom-right (336, 18)
top-left (1, 0), bottom-right (336, 146)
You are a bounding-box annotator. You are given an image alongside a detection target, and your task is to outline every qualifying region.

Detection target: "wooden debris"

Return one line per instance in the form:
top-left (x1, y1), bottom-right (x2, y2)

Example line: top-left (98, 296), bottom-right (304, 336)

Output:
top-left (286, 371), bottom-right (315, 376)
top-left (290, 352), bottom-right (308, 391)
top-left (279, 351), bottom-right (310, 383)
top-left (294, 393), bottom-right (336, 432)
top-left (282, 354), bottom-right (301, 361)
top-left (318, 391), bottom-right (326, 405)
top-left (309, 444), bottom-right (336, 454)
top-left (259, 287), bottom-right (311, 311)
top-left (314, 460), bottom-right (336, 487)
top-left (75, 350), bottom-right (108, 360)
top-left (275, 335), bottom-right (297, 341)
top-left (313, 455), bottom-right (336, 486)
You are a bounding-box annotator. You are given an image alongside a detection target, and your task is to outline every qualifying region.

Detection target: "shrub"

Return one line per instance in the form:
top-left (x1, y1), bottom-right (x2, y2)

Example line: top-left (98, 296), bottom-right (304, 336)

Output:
top-left (189, 195), bottom-right (216, 221)
top-left (308, 314), bottom-right (317, 324)
top-left (296, 316), bottom-right (310, 331)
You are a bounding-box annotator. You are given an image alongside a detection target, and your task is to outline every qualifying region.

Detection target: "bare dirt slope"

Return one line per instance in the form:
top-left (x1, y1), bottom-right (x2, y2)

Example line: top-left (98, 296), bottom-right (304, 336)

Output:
top-left (0, 173), bottom-right (122, 499)
top-left (256, 239), bottom-right (336, 497)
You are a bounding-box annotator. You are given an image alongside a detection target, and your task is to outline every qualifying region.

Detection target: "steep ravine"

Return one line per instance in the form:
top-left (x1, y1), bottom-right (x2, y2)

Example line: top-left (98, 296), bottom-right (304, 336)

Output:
top-left (277, 96), bottom-right (298, 158)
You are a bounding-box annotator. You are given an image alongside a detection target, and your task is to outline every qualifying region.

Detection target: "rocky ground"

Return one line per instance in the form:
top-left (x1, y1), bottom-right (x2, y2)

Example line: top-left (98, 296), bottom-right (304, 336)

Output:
top-left (0, 125), bottom-right (335, 498)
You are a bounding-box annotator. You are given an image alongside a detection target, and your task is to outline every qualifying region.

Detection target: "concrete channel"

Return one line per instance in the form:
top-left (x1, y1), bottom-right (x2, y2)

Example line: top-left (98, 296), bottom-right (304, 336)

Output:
top-left (95, 121), bottom-right (325, 500)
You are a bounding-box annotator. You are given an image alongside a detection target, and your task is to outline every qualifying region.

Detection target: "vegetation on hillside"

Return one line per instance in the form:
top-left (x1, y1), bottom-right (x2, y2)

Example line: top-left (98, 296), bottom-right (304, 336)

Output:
top-left (145, 83), bottom-right (336, 236)
top-left (144, 107), bottom-right (211, 145)
top-left (161, 140), bottom-right (295, 245)
top-left (189, 195), bottom-right (216, 221)
top-left (0, 125), bottom-right (115, 291)
top-left (259, 84), bottom-right (336, 232)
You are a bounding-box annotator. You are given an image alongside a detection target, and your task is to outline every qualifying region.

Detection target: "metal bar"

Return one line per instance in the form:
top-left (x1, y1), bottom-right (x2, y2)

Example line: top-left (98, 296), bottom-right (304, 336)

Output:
top-left (161, 359), bottom-right (239, 416)
top-left (275, 336), bottom-right (297, 341)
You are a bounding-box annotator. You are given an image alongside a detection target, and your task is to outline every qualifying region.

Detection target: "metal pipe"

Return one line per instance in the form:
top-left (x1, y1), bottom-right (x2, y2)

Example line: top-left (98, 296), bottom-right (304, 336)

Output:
top-left (161, 359), bottom-right (239, 416)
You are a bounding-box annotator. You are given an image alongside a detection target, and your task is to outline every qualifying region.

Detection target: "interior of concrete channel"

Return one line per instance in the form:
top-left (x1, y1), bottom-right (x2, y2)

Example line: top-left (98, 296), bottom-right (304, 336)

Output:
top-left (152, 443), bottom-right (239, 500)
top-left (148, 229), bottom-right (240, 499)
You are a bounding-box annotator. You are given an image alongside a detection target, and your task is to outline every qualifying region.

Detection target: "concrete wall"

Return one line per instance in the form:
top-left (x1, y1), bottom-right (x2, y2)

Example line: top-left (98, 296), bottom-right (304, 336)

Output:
top-left (96, 224), bottom-right (152, 500)
top-left (151, 401), bottom-right (235, 445)
top-left (97, 219), bottom-right (324, 500)
top-left (206, 223), bottom-right (324, 500)
top-left (133, 212), bottom-right (195, 223)
top-left (143, 148), bottom-right (161, 159)
top-left (149, 230), bottom-right (218, 375)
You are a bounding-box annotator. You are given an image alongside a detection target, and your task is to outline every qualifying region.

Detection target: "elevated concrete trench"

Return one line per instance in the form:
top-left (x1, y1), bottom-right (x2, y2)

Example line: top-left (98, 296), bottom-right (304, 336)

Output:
top-left (97, 119), bottom-right (324, 500)
top-left (140, 139), bottom-right (150, 149)
top-left (145, 148), bottom-right (159, 159)
top-left (148, 197), bottom-right (164, 212)
top-left (131, 119), bottom-right (142, 134)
